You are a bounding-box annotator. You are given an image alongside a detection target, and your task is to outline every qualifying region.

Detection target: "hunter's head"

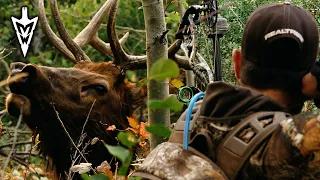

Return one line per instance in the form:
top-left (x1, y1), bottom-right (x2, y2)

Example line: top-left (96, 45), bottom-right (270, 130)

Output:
top-left (232, 2), bottom-right (319, 106)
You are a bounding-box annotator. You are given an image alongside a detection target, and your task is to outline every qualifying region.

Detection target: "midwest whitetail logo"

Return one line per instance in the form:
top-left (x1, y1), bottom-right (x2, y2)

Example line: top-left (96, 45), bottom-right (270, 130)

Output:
top-left (11, 7), bottom-right (38, 57)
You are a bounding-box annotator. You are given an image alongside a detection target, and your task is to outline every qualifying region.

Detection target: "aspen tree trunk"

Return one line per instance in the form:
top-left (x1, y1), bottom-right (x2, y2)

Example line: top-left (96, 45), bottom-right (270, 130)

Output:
top-left (142, 0), bottom-right (170, 149)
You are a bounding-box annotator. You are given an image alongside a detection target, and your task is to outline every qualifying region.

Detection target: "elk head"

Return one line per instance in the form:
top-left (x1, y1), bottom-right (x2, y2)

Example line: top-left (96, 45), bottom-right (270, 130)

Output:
top-left (5, 0), bottom-right (148, 178)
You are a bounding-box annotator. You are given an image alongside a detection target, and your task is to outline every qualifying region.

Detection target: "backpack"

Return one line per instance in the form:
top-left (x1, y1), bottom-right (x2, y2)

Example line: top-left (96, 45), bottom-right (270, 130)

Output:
top-left (131, 86), bottom-right (291, 180)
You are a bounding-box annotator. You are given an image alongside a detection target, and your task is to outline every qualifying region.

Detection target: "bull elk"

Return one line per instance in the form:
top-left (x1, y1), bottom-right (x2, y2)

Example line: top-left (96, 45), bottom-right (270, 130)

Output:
top-left (5, 0), bottom-right (190, 179)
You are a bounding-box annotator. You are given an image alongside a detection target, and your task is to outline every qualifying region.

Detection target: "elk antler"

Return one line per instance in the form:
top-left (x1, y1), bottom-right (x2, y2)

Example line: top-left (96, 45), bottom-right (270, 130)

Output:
top-left (49, 0), bottom-right (90, 62)
top-left (107, 0), bottom-right (192, 70)
top-left (107, 0), bottom-right (146, 68)
top-left (38, 0), bottom-right (128, 63)
top-left (40, 0), bottom-right (192, 70)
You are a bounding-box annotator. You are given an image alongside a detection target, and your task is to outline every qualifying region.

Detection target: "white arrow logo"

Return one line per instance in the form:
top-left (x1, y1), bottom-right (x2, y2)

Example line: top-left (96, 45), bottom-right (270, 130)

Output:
top-left (11, 7), bottom-right (38, 57)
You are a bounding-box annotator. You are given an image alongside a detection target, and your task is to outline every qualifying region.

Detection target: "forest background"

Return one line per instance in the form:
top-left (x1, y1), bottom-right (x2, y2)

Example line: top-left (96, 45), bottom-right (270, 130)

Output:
top-left (0, 0), bottom-right (319, 179)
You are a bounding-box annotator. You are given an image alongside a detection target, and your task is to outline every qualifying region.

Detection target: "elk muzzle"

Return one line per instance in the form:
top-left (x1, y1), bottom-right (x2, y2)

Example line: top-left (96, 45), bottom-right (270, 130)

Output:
top-left (6, 62), bottom-right (51, 118)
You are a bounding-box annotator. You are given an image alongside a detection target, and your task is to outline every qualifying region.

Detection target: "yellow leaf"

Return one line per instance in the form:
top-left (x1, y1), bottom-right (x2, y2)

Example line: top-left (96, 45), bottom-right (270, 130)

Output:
top-left (171, 79), bottom-right (184, 88)
top-left (91, 137), bottom-right (100, 145)
top-left (0, 120), bottom-right (2, 134)
top-left (127, 116), bottom-right (138, 128)
top-left (32, 134), bottom-right (41, 149)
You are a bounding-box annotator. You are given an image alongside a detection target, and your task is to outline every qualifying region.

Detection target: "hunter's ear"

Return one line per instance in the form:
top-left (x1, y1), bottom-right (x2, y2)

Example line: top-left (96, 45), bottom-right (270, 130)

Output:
top-left (232, 49), bottom-right (242, 80)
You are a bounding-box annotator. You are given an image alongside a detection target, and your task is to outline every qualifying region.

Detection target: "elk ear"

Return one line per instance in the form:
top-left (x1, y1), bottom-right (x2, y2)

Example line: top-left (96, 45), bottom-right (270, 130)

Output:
top-left (123, 81), bottom-right (147, 110)
top-left (114, 71), bottom-right (126, 86)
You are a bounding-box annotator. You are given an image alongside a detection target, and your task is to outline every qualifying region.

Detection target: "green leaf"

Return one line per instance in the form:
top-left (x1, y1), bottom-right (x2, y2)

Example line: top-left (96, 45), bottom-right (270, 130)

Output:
top-left (137, 78), bottom-right (150, 87)
top-left (117, 132), bottom-right (139, 149)
top-left (165, 17), bottom-right (171, 23)
top-left (81, 173), bottom-right (90, 180)
top-left (103, 144), bottom-right (132, 164)
top-left (129, 177), bottom-right (142, 180)
top-left (118, 165), bottom-right (129, 176)
top-left (148, 95), bottom-right (183, 111)
top-left (150, 59), bottom-right (180, 81)
top-left (81, 174), bottom-right (109, 180)
top-left (167, 11), bottom-right (180, 23)
top-left (145, 124), bottom-right (172, 139)
top-left (29, 56), bottom-right (38, 64)
top-left (126, 70), bottom-right (137, 82)
top-left (180, 0), bottom-right (188, 8)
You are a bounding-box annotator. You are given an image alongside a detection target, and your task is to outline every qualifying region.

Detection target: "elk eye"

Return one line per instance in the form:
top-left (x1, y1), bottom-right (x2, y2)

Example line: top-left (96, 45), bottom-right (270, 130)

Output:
top-left (81, 84), bottom-right (108, 96)
top-left (93, 85), bottom-right (108, 94)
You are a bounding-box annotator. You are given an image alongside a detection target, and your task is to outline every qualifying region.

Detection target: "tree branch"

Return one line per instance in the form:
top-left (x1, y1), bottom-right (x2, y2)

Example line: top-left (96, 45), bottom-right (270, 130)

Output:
top-left (1, 108), bottom-right (23, 175)
top-left (0, 141), bottom-right (32, 150)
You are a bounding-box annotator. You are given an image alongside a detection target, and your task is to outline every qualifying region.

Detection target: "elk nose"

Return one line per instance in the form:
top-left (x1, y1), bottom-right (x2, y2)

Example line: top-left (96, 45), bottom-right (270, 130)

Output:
top-left (10, 62), bottom-right (27, 76)
top-left (9, 63), bottom-right (38, 81)
top-left (21, 64), bottom-right (38, 76)
top-left (8, 63), bottom-right (38, 93)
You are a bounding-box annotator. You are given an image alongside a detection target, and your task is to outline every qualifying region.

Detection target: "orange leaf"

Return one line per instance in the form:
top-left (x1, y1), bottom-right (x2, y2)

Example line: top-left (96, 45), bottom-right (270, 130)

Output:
top-left (139, 122), bottom-right (150, 140)
top-left (96, 161), bottom-right (113, 179)
top-left (126, 127), bottom-right (138, 135)
top-left (127, 116), bottom-right (138, 128)
top-left (139, 141), bottom-right (147, 148)
top-left (106, 125), bottom-right (116, 131)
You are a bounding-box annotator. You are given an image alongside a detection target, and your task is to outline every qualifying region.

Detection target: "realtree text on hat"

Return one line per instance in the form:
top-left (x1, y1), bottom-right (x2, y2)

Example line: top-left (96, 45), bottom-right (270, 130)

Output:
top-left (241, 2), bottom-right (319, 72)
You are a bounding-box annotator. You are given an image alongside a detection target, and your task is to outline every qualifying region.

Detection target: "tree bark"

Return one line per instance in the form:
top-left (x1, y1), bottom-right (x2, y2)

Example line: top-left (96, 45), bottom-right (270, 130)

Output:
top-left (142, 0), bottom-right (170, 149)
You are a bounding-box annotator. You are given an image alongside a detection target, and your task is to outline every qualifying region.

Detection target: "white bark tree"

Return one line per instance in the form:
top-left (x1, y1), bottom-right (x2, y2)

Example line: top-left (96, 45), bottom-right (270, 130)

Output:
top-left (142, 0), bottom-right (170, 149)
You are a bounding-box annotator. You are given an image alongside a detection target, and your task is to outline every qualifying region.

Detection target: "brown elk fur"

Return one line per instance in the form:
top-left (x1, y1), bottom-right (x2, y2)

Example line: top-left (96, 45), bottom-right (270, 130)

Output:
top-left (6, 61), bottom-right (146, 179)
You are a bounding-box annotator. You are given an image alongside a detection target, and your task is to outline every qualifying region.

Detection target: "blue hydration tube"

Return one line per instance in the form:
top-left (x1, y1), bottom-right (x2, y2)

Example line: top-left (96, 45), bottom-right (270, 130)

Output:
top-left (183, 92), bottom-right (205, 150)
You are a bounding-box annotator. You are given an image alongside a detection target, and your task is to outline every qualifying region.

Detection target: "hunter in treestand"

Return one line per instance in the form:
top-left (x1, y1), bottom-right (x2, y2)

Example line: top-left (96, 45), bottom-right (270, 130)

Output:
top-left (132, 2), bottom-right (320, 180)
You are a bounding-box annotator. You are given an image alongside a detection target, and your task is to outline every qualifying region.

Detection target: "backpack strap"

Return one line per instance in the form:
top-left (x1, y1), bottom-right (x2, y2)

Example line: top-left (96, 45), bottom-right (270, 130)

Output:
top-left (215, 111), bottom-right (290, 180)
top-left (168, 100), bottom-right (202, 144)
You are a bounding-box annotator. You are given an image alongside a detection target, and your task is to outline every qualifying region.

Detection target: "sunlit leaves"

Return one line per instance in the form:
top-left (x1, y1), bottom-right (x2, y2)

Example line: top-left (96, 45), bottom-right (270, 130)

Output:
top-left (96, 161), bottom-right (113, 179)
top-left (180, 0), bottom-right (189, 8)
top-left (150, 58), bottom-right (180, 81)
top-left (148, 59), bottom-right (184, 111)
top-left (126, 117), bottom-right (150, 148)
top-left (127, 116), bottom-right (138, 128)
top-left (103, 130), bottom-right (139, 176)
top-left (170, 78), bottom-right (184, 88)
top-left (145, 124), bottom-right (172, 139)
top-left (118, 132), bottom-right (139, 149)
top-left (126, 70), bottom-right (137, 83)
top-left (104, 145), bottom-right (132, 165)
top-left (148, 94), bottom-right (183, 112)
top-left (137, 58), bottom-right (180, 87)
top-left (165, 11), bottom-right (180, 23)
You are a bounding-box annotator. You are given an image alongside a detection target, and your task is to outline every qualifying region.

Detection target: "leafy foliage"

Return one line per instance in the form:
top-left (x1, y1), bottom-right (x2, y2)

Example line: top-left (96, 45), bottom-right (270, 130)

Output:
top-left (118, 132), bottom-right (140, 149)
top-left (149, 58), bottom-right (180, 81)
top-left (148, 95), bottom-right (183, 111)
top-left (0, 0), bottom-right (319, 179)
top-left (145, 124), bottom-right (172, 140)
